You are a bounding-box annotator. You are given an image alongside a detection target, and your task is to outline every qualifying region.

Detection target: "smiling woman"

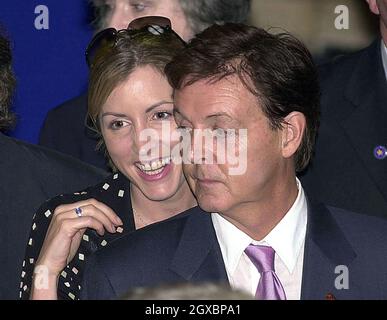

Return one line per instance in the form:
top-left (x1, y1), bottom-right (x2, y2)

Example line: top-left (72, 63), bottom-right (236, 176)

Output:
top-left (20, 16), bottom-right (197, 300)
top-left (97, 65), bottom-right (185, 201)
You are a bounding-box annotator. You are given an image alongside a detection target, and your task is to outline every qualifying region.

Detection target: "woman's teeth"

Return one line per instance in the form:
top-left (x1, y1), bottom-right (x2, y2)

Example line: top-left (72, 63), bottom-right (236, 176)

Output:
top-left (136, 158), bottom-right (171, 175)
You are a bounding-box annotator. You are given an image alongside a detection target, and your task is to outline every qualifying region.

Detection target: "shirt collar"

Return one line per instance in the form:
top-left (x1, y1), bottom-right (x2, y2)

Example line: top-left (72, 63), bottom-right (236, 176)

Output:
top-left (382, 40), bottom-right (387, 81)
top-left (212, 178), bottom-right (307, 275)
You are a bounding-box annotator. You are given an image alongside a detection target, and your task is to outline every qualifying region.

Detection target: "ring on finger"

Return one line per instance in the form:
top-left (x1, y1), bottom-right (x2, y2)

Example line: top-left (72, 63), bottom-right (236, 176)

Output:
top-left (75, 207), bottom-right (83, 217)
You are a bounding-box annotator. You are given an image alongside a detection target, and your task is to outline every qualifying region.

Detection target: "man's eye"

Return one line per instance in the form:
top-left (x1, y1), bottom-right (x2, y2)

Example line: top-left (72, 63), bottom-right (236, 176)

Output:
top-left (213, 128), bottom-right (226, 137)
top-left (225, 129), bottom-right (237, 137)
top-left (131, 3), bottom-right (146, 12)
top-left (176, 125), bottom-right (190, 132)
top-left (153, 111), bottom-right (172, 120)
top-left (213, 128), bottom-right (236, 138)
top-left (110, 120), bottom-right (128, 130)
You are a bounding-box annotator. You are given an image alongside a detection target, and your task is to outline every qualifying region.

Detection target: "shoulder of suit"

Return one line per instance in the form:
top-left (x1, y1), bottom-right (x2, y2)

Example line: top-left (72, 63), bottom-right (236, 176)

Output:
top-left (93, 207), bottom-right (201, 262)
top-left (45, 93), bottom-right (88, 119)
top-left (318, 41), bottom-right (377, 84)
top-left (325, 205), bottom-right (387, 247)
top-left (0, 133), bottom-right (105, 178)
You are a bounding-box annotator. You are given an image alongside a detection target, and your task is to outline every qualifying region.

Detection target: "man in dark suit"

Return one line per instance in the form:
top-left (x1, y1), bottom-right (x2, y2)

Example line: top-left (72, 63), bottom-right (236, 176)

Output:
top-left (39, 94), bottom-right (107, 169)
top-left (300, 0), bottom-right (387, 218)
top-left (81, 202), bottom-right (387, 300)
top-left (0, 31), bottom-right (106, 299)
top-left (39, 0), bottom-right (251, 171)
top-left (80, 24), bottom-right (387, 300)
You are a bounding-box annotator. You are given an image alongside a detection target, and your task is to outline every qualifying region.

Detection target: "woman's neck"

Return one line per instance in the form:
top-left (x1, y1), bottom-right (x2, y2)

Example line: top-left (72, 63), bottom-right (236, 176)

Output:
top-left (130, 182), bottom-right (197, 227)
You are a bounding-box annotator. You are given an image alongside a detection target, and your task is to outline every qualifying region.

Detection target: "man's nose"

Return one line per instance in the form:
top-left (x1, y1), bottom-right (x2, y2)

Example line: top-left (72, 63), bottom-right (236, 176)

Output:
top-left (108, 4), bottom-right (132, 29)
top-left (189, 129), bottom-right (214, 165)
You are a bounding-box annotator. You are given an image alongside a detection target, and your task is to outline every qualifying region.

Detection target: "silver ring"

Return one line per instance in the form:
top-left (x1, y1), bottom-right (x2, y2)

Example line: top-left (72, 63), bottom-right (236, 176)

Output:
top-left (75, 207), bottom-right (83, 217)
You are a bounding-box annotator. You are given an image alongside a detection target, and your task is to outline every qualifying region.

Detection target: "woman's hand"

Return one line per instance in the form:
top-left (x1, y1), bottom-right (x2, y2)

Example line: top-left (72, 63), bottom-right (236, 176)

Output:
top-left (31, 198), bottom-right (122, 299)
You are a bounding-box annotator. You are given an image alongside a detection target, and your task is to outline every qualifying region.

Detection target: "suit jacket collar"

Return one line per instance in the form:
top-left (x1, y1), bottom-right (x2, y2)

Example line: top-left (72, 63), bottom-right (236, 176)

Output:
top-left (344, 39), bottom-right (387, 110)
top-left (342, 39), bottom-right (387, 205)
top-left (169, 207), bottom-right (228, 282)
top-left (301, 197), bottom-right (358, 299)
top-left (169, 198), bottom-right (359, 299)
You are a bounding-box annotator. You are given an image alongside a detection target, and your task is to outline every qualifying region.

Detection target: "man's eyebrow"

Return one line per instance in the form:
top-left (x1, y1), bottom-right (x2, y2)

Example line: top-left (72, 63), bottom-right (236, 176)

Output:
top-left (206, 112), bottom-right (241, 126)
top-left (173, 110), bottom-right (240, 126)
top-left (205, 112), bottom-right (234, 121)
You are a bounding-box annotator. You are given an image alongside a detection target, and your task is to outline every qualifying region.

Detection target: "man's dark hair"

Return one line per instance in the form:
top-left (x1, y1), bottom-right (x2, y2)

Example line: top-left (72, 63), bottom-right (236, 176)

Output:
top-left (178, 0), bottom-right (251, 35)
top-left (165, 23), bottom-right (320, 172)
top-left (90, 0), bottom-right (251, 33)
top-left (0, 29), bottom-right (16, 132)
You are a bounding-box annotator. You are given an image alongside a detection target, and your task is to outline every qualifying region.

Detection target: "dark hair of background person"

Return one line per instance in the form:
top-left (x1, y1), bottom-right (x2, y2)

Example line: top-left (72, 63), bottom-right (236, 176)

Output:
top-left (122, 282), bottom-right (253, 300)
top-left (0, 27), bottom-right (15, 132)
top-left (88, 27), bottom-right (186, 169)
top-left (165, 23), bottom-right (320, 172)
top-left (90, 0), bottom-right (251, 33)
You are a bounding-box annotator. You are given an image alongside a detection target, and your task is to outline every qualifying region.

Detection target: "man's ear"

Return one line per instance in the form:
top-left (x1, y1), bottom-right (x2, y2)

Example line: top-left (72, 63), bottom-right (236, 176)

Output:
top-left (366, 0), bottom-right (380, 15)
top-left (280, 111), bottom-right (306, 159)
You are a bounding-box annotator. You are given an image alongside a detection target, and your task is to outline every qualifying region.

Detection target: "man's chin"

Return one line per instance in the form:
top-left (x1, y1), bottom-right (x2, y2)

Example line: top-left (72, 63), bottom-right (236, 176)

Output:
top-left (196, 195), bottom-right (228, 214)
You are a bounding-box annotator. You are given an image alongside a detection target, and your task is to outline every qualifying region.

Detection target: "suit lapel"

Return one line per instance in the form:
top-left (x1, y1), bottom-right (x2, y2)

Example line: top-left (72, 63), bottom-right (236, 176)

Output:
top-left (301, 199), bottom-right (362, 299)
top-left (169, 209), bottom-right (228, 283)
top-left (341, 39), bottom-right (387, 205)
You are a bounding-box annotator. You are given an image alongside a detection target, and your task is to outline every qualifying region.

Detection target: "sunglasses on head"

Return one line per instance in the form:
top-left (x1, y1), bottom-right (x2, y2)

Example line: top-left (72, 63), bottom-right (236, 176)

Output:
top-left (85, 16), bottom-right (185, 68)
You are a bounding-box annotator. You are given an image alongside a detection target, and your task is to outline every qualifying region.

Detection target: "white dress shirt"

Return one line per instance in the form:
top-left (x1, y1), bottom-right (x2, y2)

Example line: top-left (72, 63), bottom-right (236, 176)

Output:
top-left (212, 178), bottom-right (307, 300)
top-left (382, 40), bottom-right (387, 81)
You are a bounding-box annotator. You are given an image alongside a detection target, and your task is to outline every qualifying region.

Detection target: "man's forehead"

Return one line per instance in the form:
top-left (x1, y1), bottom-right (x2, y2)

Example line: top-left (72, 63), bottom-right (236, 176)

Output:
top-left (173, 77), bottom-right (256, 123)
top-left (174, 76), bottom-right (247, 101)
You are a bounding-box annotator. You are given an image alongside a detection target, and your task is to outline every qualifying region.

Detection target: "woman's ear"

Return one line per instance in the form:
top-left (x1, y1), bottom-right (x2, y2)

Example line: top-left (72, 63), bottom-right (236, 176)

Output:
top-left (280, 111), bottom-right (306, 159)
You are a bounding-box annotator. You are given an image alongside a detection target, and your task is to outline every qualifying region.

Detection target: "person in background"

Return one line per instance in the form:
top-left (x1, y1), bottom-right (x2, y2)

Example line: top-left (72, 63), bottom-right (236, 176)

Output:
top-left (122, 283), bottom-right (253, 300)
top-left (300, 0), bottom-right (387, 218)
top-left (0, 28), bottom-right (105, 300)
top-left (39, 0), bottom-right (251, 171)
top-left (80, 23), bottom-right (387, 300)
top-left (23, 17), bottom-right (198, 301)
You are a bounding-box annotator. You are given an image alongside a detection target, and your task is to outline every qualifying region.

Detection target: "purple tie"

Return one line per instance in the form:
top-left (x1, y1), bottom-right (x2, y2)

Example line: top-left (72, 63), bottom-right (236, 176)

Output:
top-left (245, 244), bottom-right (287, 300)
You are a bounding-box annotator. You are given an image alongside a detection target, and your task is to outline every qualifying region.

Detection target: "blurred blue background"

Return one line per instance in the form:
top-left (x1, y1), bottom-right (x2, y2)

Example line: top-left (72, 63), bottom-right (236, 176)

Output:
top-left (0, 0), bottom-right (93, 143)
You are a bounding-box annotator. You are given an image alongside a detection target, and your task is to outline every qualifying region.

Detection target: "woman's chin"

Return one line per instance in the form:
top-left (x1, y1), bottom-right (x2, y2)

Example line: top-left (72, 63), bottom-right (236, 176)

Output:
top-left (142, 188), bottom-right (179, 202)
